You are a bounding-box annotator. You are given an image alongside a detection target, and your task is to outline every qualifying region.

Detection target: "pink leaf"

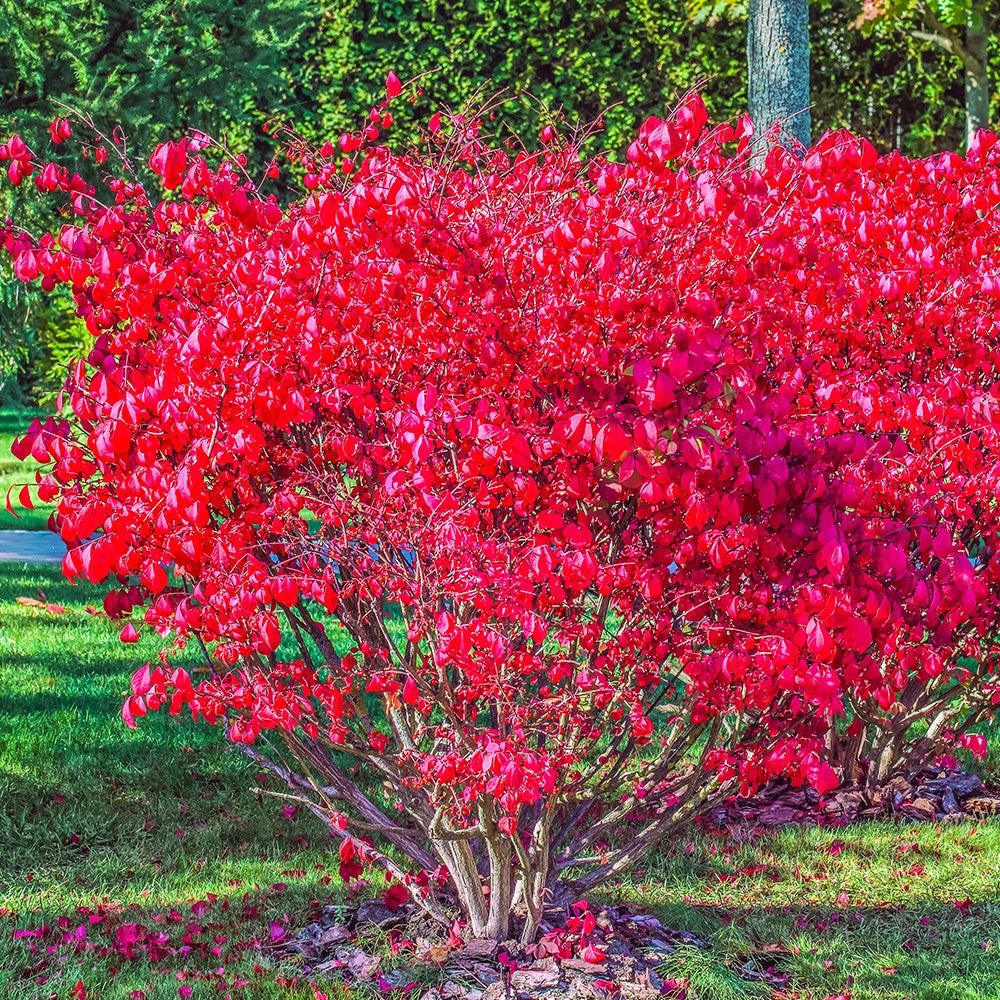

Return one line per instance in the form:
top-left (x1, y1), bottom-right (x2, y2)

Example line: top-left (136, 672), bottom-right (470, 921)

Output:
top-left (958, 733), bottom-right (988, 760)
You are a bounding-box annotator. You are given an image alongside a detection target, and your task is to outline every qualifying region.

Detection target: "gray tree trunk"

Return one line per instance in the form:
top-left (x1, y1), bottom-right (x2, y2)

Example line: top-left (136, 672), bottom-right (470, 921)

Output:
top-left (747, 0), bottom-right (811, 150)
top-left (965, 2), bottom-right (991, 149)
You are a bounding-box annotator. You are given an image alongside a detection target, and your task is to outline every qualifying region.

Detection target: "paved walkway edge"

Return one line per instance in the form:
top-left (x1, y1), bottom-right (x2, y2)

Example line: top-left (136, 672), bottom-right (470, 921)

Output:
top-left (0, 530), bottom-right (66, 565)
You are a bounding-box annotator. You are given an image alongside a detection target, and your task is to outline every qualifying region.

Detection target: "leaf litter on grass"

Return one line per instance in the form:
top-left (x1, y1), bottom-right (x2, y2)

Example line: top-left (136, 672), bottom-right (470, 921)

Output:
top-left (4, 565), bottom-right (1000, 999)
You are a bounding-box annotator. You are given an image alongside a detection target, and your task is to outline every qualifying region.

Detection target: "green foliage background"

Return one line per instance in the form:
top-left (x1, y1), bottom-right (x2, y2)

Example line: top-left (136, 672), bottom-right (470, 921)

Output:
top-left (291, 0), bottom-right (983, 157)
top-left (0, 0), bottom-right (311, 401)
top-left (292, 0), bottom-right (747, 155)
top-left (1, 0), bottom-right (998, 398)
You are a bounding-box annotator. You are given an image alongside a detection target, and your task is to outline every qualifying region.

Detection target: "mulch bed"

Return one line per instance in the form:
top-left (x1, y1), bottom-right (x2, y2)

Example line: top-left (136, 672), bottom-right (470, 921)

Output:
top-left (707, 767), bottom-right (1000, 830)
top-left (269, 767), bottom-right (997, 999)
top-left (271, 898), bottom-right (698, 998)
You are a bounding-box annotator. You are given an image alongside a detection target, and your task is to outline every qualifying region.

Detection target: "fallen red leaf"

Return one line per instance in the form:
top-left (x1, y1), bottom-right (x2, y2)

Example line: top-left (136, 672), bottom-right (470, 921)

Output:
top-left (16, 596), bottom-right (66, 614)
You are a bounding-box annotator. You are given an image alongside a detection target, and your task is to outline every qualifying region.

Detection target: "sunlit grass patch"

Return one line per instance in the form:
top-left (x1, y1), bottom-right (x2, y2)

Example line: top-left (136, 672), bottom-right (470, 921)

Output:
top-left (3, 564), bottom-right (1000, 998)
top-left (0, 406), bottom-right (54, 530)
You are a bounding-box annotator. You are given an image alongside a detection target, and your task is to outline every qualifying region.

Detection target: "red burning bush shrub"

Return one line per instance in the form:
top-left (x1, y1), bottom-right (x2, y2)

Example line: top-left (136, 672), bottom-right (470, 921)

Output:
top-left (4, 83), bottom-right (1000, 940)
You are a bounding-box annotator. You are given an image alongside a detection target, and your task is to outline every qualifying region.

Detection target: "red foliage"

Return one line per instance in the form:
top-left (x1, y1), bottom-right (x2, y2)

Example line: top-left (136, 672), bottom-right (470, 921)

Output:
top-left (4, 89), bottom-right (1000, 939)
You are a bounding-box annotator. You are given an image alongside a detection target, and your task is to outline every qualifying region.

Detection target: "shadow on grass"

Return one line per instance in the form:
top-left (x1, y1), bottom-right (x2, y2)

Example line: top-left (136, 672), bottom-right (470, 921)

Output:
top-left (0, 407), bottom-right (44, 437)
top-left (3, 563), bottom-right (1000, 997)
top-left (0, 562), bottom-right (102, 603)
top-left (638, 897), bottom-right (1000, 1000)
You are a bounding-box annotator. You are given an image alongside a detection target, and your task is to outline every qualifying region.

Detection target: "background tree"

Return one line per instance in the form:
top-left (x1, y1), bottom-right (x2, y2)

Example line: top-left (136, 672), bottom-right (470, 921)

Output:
top-left (690, 0), bottom-right (988, 151)
top-left (1, 0), bottom-right (311, 151)
top-left (747, 0), bottom-right (812, 146)
top-left (0, 0), bottom-right (311, 398)
top-left (853, 0), bottom-right (993, 149)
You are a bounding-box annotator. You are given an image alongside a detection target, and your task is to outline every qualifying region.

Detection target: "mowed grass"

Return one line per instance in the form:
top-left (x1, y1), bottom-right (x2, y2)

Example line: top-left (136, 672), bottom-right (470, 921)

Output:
top-left (0, 407), bottom-right (56, 530)
top-left (1, 564), bottom-right (1000, 998)
top-left (0, 564), bottom-right (349, 999)
top-left (612, 822), bottom-right (1000, 1000)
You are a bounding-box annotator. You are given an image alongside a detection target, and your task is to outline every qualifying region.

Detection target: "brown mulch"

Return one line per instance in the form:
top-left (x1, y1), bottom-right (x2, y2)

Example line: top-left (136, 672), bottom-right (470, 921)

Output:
top-left (270, 899), bottom-right (700, 999)
top-left (268, 767), bottom-right (997, 998)
top-left (707, 767), bottom-right (998, 830)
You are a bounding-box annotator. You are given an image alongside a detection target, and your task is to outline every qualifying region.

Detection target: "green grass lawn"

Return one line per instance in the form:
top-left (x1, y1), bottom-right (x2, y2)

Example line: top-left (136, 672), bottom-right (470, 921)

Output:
top-left (614, 824), bottom-right (1000, 999)
top-left (1, 564), bottom-right (1000, 999)
top-left (0, 407), bottom-right (56, 530)
top-left (0, 564), bottom-right (348, 999)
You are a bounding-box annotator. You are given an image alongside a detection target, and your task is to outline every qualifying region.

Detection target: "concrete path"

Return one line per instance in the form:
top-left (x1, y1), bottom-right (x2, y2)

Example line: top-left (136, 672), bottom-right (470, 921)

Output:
top-left (0, 530), bottom-right (65, 564)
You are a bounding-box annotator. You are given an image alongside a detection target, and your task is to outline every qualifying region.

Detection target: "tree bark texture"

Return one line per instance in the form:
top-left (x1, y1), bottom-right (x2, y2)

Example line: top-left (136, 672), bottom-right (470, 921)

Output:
top-left (965, 2), bottom-right (991, 149)
top-left (747, 0), bottom-right (811, 150)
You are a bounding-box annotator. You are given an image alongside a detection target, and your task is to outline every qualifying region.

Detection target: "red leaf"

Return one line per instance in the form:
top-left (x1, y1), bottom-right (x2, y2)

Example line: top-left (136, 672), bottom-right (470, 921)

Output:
top-left (384, 883), bottom-right (409, 912)
top-left (402, 676), bottom-right (419, 705)
top-left (958, 733), bottom-right (988, 760)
